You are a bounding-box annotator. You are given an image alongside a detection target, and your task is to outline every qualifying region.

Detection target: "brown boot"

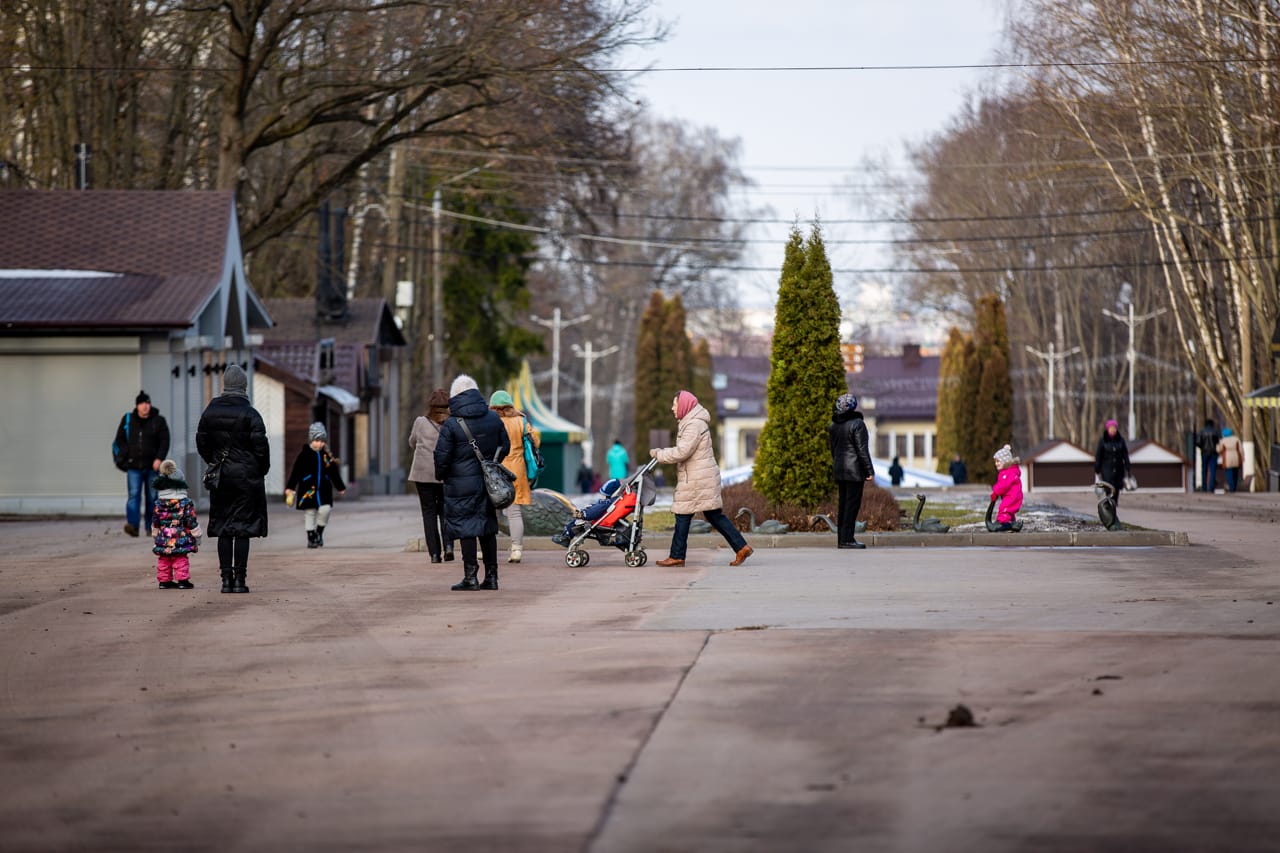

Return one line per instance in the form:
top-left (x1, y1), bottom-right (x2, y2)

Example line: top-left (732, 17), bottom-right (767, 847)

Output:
top-left (729, 545), bottom-right (753, 566)
top-left (655, 557), bottom-right (685, 567)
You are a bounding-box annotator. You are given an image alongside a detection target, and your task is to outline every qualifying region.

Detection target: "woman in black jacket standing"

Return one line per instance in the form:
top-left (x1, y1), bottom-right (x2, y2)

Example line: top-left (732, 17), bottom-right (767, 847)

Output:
top-left (828, 393), bottom-right (875, 549)
top-left (434, 374), bottom-right (510, 591)
top-left (1094, 418), bottom-right (1131, 507)
top-left (197, 364), bottom-right (271, 593)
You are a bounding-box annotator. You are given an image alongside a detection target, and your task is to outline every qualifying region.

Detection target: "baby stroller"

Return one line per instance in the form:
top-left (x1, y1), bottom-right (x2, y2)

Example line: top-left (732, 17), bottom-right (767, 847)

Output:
top-left (560, 458), bottom-right (659, 568)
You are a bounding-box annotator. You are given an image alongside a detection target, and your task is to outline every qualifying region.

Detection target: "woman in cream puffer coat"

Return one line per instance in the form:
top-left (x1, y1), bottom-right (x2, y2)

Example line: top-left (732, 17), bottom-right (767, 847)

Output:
top-left (650, 390), bottom-right (752, 568)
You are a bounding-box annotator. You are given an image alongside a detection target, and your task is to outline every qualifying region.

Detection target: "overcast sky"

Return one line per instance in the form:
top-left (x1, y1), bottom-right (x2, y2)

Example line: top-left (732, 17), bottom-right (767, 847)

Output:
top-left (623, 0), bottom-right (1010, 315)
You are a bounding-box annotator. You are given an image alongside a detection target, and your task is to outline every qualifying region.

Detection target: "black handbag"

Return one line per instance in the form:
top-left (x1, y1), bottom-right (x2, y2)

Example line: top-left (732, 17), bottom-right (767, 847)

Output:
top-left (456, 418), bottom-right (516, 509)
top-left (202, 450), bottom-right (227, 491)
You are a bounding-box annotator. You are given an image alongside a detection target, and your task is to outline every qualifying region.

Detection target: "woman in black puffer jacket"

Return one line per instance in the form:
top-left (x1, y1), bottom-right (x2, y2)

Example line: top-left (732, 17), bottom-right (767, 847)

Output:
top-left (197, 364), bottom-right (271, 594)
top-left (434, 374), bottom-right (510, 591)
top-left (828, 392), bottom-right (875, 549)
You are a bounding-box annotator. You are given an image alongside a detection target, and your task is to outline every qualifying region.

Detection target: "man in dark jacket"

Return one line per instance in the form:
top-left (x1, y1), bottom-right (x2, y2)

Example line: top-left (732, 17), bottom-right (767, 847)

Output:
top-left (115, 391), bottom-right (170, 537)
top-left (434, 374), bottom-right (511, 591)
top-left (828, 393), bottom-right (874, 549)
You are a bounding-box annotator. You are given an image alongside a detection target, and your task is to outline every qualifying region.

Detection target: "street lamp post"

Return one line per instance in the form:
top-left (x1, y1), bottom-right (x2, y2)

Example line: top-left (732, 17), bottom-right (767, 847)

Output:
top-left (429, 163), bottom-right (490, 390)
top-left (531, 308), bottom-right (590, 414)
top-left (1025, 341), bottom-right (1081, 439)
top-left (572, 339), bottom-right (619, 469)
top-left (1102, 302), bottom-right (1167, 438)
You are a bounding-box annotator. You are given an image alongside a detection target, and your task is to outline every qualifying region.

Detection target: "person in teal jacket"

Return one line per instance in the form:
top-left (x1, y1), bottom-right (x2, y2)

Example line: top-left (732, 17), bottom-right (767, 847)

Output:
top-left (606, 438), bottom-right (630, 480)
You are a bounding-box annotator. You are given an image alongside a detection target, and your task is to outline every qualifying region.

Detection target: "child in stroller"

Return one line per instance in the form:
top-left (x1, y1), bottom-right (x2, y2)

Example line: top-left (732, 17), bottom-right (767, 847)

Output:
top-left (553, 458), bottom-right (658, 568)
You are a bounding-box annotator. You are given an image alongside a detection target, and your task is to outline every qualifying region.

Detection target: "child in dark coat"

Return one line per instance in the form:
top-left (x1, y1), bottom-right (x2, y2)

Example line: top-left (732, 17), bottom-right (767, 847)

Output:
top-left (554, 478), bottom-right (621, 545)
top-left (285, 422), bottom-right (346, 548)
top-left (152, 460), bottom-right (202, 588)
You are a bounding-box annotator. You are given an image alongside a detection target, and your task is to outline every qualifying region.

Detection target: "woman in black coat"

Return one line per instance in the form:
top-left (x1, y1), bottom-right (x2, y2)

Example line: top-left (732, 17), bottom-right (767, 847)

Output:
top-left (1094, 418), bottom-right (1131, 506)
top-left (828, 393), bottom-right (875, 549)
top-left (434, 374), bottom-right (510, 591)
top-left (197, 364), bottom-right (271, 594)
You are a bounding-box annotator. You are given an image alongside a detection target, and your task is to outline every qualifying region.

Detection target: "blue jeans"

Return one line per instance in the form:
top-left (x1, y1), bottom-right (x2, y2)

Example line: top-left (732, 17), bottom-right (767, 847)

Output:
top-left (669, 508), bottom-right (747, 560)
top-left (126, 468), bottom-right (157, 532)
top-left (1201, 453), bottom-right (1218, 492)
top-left (1224, 468), bottom-right (1240, 492)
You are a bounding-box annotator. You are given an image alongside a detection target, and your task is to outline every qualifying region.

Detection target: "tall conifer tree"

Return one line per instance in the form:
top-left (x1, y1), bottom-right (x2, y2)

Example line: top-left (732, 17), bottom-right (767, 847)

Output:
top-left (633, 292), bottom-right (668, 468)
top-left (691, 337), bottom-right (719, 457)
top-left (754, 224), bottom-right (847, 510)
top-left (934, 326), bottom-right (969, 474)
top-left (968, 295), bottom-right (1014, 483)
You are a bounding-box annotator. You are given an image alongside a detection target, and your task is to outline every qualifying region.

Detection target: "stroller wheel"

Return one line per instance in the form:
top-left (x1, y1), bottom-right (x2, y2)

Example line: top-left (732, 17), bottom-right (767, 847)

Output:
top-left (624, 550), bottom-right (645, 568)
top-left (565, 550), bottom-right (590, 568)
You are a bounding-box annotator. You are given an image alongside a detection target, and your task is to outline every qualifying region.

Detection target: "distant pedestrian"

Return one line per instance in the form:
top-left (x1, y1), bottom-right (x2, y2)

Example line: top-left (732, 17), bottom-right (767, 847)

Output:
top-left (408, 388), bottom-right (454, 564)
top-left (576, 462), bottom-right (594, 494)
top-left (607, 439), bottom-right (630, 480)
top-left (1216, 427), bottom-right (1244, 492)
top-left (949, 454), bottom-right (968, 485)
top-left (1093, 419), bottom-right (1131, 506)
top-left (828, 393), bottom-right (874, 549)
top-left (650, 390), bottom-right (752, 567)
top-left (113, 390), bottom-right (170, 538)
top-left (285, 422), bottom-right (346, 549)
top-left (889, 456), bottom-right (904, 486)
top-left (1196, 418), bottom-right (1221, 492)
top-left (151, 460), bottom-right (202, 589)
top-left (990, 444), bottom-right (1023, 532)
top-left (196, 364), bottom-right (270, 594)
top-left (435, 374), bottom-right (510, 591)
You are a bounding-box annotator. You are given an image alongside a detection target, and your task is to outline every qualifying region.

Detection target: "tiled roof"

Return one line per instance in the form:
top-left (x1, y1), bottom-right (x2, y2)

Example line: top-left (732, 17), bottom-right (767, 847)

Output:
top-left (0, 190), bottom-right (238, 330)
top-left (263, 297), bottom-right (406, 347)
top-left (0, 190), bottom-right (234, 274)
top-left (256, 343), bottom-right (319, 385)
top-left (713, 349), bottom-right (941, 421)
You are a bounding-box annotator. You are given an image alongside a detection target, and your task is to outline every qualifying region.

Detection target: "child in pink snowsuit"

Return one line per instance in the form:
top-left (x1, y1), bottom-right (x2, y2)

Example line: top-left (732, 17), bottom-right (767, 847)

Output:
top-left (991, 444), bottom-right (1023, 532)
top-left (152, 460), bottom-right (202, 589)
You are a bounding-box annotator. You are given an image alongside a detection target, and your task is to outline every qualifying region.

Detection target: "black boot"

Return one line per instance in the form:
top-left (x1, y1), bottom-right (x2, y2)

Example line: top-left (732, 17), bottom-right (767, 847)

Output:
top-left (220, 569), bottom-right (233, 594)
top-left (307, 530), bottom-right (318, 549)
top-left (315, 526), bottom-right (325, 547)
top-left (231, 567), bottom-right (249, 593)
top-left (479, 562), bottom-right (499, 590)
top-left (443, 543), bottom-right (455, 562)
top-left (451, 562), bottom-right (479, 591)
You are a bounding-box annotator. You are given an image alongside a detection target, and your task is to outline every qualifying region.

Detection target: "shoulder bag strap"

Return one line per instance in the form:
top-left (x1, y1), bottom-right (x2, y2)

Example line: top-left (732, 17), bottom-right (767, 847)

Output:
top-left (455, 417), bottom-right (487, 463)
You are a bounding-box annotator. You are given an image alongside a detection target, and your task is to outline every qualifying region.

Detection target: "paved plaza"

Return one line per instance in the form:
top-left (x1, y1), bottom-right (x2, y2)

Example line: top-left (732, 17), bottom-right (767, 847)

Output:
top-left (1, 490), bottom-right (1278, 851)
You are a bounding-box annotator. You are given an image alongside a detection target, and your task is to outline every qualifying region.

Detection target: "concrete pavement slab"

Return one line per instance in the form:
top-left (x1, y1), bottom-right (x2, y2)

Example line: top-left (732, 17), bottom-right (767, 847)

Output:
top-left (2, 491), bottom-right (1278, 851)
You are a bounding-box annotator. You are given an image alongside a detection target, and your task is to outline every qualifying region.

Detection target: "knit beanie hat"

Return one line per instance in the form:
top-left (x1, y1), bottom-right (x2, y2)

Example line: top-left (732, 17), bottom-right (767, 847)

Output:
top-left (835, 393), bottom-right (857, 414)
top-left (993, 444), bottom-right (1015, 469)
top-left (1105, 418), bottom-right (1119, 430)
top-left (674, 390), bottom-right (698, 420)
top-left (1222, 427), bottom-right (1233, 437)
top-left (136, 390), bottom-right (151, 405)
top-left (489, 390), bottom-right (514, 408)
top-left (308, 422), bottom-right (328, 443)
top-left (223, 363), bottom-right (249, 396)
top-left (449, 374), bottom-right (478, 398)
top-left (155, 459), bottom-right (188, 489)
top-left (600, 478), bottom-right (621, 497)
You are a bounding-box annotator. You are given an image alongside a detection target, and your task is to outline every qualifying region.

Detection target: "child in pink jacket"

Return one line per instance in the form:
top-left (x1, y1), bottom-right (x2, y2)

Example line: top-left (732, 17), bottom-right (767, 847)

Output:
top-left (991, 444), bottom-right (1023, 532)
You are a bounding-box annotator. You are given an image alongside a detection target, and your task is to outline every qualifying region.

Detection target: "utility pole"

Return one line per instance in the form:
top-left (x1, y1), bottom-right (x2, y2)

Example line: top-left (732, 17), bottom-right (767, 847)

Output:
top-left (1102, 302), bottom-right (1166, 438)
top-left (1025, 341), bottom-right (1081, 439)
top-left (572, 340), bottom-right (619, 469)
top-left (429, 163), bottom-right (489, 390)
top-left (531, 308), bottom-right (590, 414)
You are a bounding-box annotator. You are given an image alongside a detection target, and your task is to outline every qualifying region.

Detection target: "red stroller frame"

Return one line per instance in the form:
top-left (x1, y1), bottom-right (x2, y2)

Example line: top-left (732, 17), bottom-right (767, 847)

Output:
top-left (563, 457), bottom-right (659, 568)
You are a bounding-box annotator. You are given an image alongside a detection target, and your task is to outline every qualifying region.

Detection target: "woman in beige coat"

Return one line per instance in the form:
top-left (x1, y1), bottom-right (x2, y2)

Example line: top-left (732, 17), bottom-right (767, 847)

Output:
top-left (650, 390), bottom-right (752, 567)
top-left (408, 389), bottom-right (453, 563)
top-left (490, 390), bottom-right (540, 563)
top-left (1215, 427), bottom-right (1244, 492)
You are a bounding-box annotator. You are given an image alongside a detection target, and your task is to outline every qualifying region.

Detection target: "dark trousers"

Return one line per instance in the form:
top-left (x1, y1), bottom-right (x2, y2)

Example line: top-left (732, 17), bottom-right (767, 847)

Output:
top-left (459, 534), bottom-right (498, 567)
top-left (1201, 453), bottom-right (1218, 492)
top-left (837, 480), bottom-right (865, 543)
top-left (669, 508), bottom-right (746, 560)
top-left (414, 482), bottom-right (450, 557)
top-left (217, 536), bottom-right (250, 568)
